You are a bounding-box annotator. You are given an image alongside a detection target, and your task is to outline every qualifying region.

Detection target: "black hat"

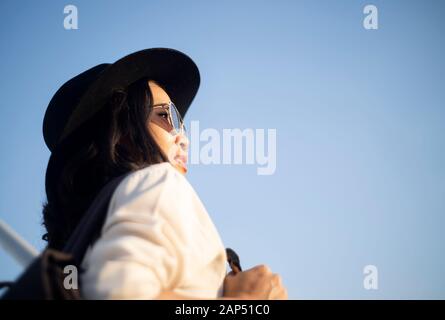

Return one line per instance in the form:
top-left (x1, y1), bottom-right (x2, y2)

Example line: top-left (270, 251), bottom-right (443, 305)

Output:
top-left (43, 48), bottom-right (200, 193)
top-left (43, 47), bottom-right (200, 153)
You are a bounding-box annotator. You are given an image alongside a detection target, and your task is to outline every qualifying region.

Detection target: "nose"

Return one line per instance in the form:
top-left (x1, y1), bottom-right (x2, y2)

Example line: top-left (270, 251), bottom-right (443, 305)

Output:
top-left (175, 132), bottom-right (189, 152)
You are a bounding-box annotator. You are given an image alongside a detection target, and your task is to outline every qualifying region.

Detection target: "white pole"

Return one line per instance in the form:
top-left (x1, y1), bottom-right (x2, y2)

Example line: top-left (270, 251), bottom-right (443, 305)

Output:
top-left (0, 219), bottom-right (39, 268)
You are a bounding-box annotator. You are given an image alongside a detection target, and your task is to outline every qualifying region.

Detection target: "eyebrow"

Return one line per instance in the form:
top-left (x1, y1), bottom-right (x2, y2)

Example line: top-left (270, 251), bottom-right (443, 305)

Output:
top-left (152, 103), bottom-right (170, 107)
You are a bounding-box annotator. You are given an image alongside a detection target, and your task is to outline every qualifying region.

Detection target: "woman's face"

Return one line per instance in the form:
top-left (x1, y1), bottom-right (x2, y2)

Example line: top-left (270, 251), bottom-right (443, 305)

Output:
top-left (147, 80), bottom-right (189, 175)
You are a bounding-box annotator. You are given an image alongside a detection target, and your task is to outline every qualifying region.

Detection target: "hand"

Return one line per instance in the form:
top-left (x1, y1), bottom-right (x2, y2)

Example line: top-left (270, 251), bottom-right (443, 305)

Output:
top-left (223, 264), bottom-right (288, 300)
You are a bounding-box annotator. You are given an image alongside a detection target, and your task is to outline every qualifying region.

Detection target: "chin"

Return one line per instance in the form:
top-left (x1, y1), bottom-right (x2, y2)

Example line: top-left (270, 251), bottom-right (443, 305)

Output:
top-left (174, 164), bottom-right (187, 175)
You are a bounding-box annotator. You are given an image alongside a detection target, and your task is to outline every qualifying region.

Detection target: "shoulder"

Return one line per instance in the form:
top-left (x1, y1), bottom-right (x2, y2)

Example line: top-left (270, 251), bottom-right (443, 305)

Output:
top-left (105, 161), bottom-right (199, 223)
top-left (118, 162), bottom-right (185, 191)
top-left (114, 162), bottom-right (187, 199)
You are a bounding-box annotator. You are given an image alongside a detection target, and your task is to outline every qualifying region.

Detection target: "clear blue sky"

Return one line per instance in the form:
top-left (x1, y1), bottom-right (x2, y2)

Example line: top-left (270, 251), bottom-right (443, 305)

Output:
top-left (1, 0), bottom-right (444, 299)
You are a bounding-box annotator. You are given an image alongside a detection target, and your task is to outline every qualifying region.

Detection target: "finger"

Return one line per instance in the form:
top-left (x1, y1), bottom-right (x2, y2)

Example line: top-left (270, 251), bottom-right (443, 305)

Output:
top-left (270, 285), bottom-right (285, 300)
top-left (277, 287), bottom-right (288, 300)
top-left (254, 264), bottom-right (272, 274)
top-left (269, 277), bottom-right (285, 300)
top-left (274, 286), bottom-right (288, 300)
top-left (226, 270), bottom-right (235, 277)
top-left (229, 262), bottom-right (241, 274)
top-left (272, 274), bottom-right (282, 287)
top-left (282, 288), bottom-right (288, 300)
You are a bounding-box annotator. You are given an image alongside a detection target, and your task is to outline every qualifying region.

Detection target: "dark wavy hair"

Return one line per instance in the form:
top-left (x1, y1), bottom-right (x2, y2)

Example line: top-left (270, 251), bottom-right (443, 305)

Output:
top-left (42, 77), bottom-right (168, 250)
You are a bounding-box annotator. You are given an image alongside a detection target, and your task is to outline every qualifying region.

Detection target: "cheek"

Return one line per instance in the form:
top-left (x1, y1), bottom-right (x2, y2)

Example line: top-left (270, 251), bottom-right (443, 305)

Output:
top-left (148, 122), bottom-right (175, 156)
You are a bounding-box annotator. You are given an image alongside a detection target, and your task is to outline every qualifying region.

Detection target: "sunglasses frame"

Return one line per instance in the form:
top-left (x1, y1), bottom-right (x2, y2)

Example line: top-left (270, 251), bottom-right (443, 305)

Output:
top-left (151, 101), bottom-right (186, 135)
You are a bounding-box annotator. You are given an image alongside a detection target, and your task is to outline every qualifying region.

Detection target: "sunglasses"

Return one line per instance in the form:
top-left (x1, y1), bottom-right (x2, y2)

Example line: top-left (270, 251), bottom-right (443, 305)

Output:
top-left (151, 101), bottom-right (186, 136)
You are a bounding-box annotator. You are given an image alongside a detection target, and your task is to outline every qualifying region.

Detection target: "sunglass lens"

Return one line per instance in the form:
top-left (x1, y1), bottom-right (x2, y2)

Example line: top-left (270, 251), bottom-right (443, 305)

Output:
top-left (170, 103), bottom-right (185, 134)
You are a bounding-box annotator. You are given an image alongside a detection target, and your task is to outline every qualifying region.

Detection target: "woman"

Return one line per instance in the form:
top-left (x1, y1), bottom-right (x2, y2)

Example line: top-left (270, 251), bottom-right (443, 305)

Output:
top-left (42, 48), bottom-right (288, 299)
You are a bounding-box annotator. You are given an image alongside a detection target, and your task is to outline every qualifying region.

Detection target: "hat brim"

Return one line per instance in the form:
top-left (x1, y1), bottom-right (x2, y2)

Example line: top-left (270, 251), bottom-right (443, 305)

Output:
top-left (59, 47), bottom-right (200, 144)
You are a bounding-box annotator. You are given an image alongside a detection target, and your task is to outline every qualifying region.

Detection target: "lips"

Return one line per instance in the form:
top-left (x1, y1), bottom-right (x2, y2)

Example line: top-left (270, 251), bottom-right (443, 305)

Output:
top-left (174, 154), bottom-right (188, 170)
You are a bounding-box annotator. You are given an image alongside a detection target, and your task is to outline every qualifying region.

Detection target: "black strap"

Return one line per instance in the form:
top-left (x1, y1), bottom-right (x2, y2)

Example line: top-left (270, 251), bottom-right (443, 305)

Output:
top-left (63, 172), bottom-right (131, 265)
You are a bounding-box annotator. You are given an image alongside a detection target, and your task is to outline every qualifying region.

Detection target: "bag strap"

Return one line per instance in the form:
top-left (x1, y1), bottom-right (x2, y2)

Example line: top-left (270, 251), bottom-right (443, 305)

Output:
top-left (62, 172), bottom-right (131, 265)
